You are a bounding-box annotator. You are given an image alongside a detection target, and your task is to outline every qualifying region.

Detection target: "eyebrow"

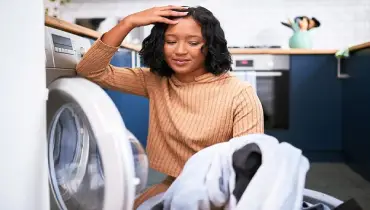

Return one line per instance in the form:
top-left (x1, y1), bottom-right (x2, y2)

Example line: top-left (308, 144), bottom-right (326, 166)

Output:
top-left (165, 34), bottom-right (202, 39)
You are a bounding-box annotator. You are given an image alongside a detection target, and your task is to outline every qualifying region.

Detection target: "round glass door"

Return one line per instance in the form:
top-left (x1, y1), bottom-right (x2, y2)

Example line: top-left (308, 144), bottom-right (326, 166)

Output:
top-left (47, 77), bottom-right (149, 210)
top-left (48, 103), bottom-right (149, 210)
top-left (48, 103), bottom-right (105, 210)
top-left (126, 130), bottom-right (148, 195)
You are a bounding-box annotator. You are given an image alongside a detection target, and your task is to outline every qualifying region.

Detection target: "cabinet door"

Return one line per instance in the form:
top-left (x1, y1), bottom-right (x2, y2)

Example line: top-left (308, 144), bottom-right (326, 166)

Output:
top-left (342, 50), bottom-right (370, 179)
top-left (268, 55), bottom-right (342, 154)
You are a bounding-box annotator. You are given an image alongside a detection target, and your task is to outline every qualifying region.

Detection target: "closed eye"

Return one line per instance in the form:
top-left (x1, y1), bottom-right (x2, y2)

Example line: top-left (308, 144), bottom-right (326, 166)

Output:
top-left (165, 41), bottom-right (176, 45)
top-left (189, 42), bottom-right (200, 46)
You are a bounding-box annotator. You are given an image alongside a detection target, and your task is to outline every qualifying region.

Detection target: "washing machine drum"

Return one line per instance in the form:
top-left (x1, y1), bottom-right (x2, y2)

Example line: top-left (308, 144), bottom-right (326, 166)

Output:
top-left (48, 103), bottom-right (148, 210)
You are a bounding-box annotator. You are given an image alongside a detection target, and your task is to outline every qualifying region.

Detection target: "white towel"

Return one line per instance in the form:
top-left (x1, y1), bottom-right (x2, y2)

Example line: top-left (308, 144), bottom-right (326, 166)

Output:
top-left (146, 134), bottom-right (310, 210)
top-left (235, 140), bottom-right (310, 210)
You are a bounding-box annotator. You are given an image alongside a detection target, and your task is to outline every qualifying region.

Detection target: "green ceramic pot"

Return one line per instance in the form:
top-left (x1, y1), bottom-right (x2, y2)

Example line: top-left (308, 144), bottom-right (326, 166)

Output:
top-left (289, 31), bottom-right (313, 49)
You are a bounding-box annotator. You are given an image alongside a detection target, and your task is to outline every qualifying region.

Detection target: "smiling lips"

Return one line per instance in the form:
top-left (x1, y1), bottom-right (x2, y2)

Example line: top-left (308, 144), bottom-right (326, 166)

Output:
top-left (172, 58), bottom-right (190, 66)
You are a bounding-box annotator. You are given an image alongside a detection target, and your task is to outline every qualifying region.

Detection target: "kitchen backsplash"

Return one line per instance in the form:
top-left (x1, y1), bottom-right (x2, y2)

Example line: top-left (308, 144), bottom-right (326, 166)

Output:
top-left (60, 0), bottom-right (370, 49)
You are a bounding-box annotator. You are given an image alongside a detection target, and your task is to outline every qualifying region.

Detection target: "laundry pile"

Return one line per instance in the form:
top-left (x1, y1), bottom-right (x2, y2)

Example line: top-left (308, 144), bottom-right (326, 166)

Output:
top-left (138, 134), bottom-right (363, 210)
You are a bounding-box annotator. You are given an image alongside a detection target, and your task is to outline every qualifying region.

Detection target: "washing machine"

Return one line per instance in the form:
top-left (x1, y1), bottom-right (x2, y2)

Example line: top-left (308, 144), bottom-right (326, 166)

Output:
top-left (44, 26), bottom-right (148, 210)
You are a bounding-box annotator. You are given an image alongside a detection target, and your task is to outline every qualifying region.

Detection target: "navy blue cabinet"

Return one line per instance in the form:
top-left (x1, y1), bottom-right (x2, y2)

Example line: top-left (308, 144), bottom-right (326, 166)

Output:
top-left (267, 55), bottom-right (343, 161)
top-left (342, 49), bottom-right (370, 180)
top-left (108, 49), bottom-right (150, 147)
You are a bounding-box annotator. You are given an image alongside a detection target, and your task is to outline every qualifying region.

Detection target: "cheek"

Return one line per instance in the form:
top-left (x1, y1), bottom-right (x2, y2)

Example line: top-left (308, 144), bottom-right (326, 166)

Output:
top-left (190, 48), bottom-right (206, 64)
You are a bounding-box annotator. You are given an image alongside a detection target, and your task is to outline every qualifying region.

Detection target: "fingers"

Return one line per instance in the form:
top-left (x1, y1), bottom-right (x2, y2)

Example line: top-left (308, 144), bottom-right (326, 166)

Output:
top-left (157, 10), bottom-right (188, 17)
top-left (159, 5), bottom-right (189, 11)
top-left (151, 5), bottom-right (189, 25)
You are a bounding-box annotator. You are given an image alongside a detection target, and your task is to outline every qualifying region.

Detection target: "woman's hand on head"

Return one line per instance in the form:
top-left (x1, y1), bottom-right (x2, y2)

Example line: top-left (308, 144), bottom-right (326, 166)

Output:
top-left (97, 5), bottom-right (188, 48)
top-left (125, 5), bottom-right (189, 27)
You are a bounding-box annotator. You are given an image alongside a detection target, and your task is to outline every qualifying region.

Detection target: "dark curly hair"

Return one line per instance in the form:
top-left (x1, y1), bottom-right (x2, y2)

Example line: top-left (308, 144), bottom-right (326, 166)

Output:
top-left (139, 6), bottom-right (232, 77)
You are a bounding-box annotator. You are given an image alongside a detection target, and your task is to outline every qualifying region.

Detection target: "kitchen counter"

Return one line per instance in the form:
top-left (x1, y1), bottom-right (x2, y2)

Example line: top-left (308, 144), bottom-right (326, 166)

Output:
top-left (348, 41), bottom-right (370, 52)
top-left (228, 41), bottom-right (370, 55)
top-left (45, 16), bottom-right (141, 52)
top-left (228, 48), bottom-right (337, 54)
top-left (45, 15), bottom-right (370, 54)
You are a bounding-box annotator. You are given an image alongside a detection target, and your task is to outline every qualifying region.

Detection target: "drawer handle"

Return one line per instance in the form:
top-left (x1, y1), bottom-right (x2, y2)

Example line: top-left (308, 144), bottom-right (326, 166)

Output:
top-left (337, 58), bottom-right (350, 79)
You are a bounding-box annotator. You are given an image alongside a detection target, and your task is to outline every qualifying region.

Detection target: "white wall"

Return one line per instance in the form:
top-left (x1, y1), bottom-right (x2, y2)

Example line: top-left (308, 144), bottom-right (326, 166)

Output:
top-left (206, 0), bottom-right (370, 49)
top-left (60, 0), bottom-right (370, 49)
top-left (0, 0), bottom-right (49, 210)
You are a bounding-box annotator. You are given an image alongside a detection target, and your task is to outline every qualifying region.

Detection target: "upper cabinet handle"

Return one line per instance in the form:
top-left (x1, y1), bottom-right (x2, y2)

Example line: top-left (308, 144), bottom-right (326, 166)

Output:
top-left (337, 58), bottom-right (350, 79)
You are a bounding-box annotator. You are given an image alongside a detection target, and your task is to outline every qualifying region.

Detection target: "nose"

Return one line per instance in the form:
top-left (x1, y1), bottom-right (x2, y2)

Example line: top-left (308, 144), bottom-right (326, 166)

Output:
top-left (174, 42), bottom-right (188, 55)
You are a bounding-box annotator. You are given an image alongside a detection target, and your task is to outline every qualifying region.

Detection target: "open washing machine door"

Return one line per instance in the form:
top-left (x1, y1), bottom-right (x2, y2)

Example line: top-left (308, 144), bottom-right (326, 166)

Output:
top-left (47, 77), bottom-right (148, 210)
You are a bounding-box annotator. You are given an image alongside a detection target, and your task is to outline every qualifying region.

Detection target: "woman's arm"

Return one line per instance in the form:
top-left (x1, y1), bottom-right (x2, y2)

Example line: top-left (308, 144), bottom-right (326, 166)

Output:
top-left (232, 84), bottom-right (265, 137)
top-left (101, 18), bottom-right (134, 47)
top-left (76, 33), bottom-right (151, 97)
top-left (76, 6), bottom-right (189, 97)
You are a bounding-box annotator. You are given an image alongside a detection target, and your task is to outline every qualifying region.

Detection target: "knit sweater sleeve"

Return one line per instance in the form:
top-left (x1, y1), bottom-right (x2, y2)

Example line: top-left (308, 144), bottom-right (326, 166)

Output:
top-left (232, 84), bottom-right (264, 137)
top-left (76, 37), bottom-right (154, 97)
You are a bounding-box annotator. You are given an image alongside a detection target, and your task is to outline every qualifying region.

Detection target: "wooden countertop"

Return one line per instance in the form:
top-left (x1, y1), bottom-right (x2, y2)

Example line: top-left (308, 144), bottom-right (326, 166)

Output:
top-left (45, 16), bottom-right (141, 52)
top-left (228, 48), bottom-right (337, 55)
top-left (228, 41), bottom-right (370, 55)
top-left (349, 42), bottom-right (370, 52)
top-left (45, 16), bottom-right (370, 55)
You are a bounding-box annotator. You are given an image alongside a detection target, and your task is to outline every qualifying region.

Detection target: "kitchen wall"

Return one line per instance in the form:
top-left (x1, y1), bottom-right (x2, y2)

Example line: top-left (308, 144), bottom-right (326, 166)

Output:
top-left (59, 0), bottom-right (370, 49)
top-left (206, 0), bottom-right (370, 49)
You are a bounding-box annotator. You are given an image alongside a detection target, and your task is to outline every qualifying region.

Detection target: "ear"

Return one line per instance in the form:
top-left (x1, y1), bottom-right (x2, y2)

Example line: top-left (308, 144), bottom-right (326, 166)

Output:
top-left (201, 45), bottom-right (208, 56)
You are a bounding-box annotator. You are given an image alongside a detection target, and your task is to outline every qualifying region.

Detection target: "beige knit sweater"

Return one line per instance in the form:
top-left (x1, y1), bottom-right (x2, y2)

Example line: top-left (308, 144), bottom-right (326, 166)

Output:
top-left (76, 37), bottom-right (264, 178)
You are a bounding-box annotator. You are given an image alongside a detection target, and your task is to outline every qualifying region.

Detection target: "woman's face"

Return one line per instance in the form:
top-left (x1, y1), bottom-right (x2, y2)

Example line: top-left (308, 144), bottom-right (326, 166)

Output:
top-left (163, 16), bottom-right (207, 79)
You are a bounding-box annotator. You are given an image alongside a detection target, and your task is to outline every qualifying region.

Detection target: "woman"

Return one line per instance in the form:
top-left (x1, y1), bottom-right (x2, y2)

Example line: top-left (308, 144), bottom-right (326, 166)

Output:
top-left (76, 5), bottom-right (264, 209)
